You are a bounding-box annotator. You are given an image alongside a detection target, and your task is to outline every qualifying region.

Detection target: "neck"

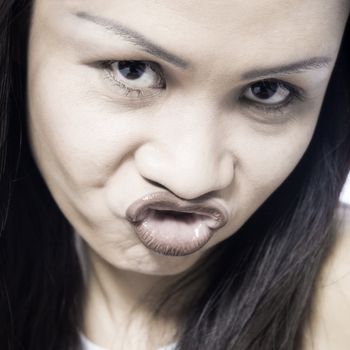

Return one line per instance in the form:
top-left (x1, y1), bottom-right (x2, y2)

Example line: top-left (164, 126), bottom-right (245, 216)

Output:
top-left (80, 243), bottom-right (187, 350)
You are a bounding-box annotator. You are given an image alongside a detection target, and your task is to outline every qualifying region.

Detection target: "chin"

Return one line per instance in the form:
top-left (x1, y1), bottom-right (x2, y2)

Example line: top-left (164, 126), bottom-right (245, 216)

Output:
top-left (107, 243), bottom-right (205, 277)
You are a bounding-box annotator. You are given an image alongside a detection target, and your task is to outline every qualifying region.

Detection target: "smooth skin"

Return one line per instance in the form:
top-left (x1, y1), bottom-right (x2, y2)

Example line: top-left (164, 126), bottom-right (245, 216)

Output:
top-left (27, 0), bottom-right (350, 349)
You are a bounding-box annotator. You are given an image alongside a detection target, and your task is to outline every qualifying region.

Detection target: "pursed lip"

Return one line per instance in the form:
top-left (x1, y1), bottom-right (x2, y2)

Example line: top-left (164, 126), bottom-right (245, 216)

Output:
top-left (125, 191), bottom-right (229, 229)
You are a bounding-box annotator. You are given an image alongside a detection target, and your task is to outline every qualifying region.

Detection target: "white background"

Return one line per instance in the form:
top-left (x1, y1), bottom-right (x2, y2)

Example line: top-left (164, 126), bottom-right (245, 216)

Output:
top-left (340, 175), bottom-right (350, 204)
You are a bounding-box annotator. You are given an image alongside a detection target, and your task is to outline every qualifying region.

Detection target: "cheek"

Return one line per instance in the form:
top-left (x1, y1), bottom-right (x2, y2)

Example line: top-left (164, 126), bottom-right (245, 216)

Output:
top-left (26, 59), bottom-right (151, 237)
top-left (27, 59), bottom-right (144, 192)
top-left (208, 119), bottom-right (318, 249)
top-left (233, 120), bottom-right (317, 222)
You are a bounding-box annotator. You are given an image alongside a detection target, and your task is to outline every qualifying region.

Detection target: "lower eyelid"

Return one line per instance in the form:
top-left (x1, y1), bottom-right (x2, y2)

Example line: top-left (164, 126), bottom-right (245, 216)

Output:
top-left (103, 69), bottom-right (142, 94)
top-left (240, 94), bottom-right (301, 118)
top-left (103, 70), bottom-right (164, 100)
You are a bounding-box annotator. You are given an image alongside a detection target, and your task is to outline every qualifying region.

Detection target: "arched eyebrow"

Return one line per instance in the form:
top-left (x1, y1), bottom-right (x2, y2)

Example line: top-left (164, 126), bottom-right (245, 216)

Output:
top-left (241, 56), bottom-right (332, 80)
top-left (74, 11), bottom-right (333, 80)
top-left (74, 11), bottom-right (190, 69)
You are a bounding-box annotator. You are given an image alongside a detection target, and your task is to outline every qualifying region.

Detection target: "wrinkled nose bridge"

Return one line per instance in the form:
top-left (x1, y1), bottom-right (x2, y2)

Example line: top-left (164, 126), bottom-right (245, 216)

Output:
top-left (135, 113), bottom-right (234, 199)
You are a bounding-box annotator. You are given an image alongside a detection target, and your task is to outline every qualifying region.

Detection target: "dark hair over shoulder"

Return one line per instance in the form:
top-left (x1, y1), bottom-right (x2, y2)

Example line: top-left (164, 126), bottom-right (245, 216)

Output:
top-left (0, 1), bottom-right (350, 350)
top-left (0, 1), bottom-right (84, 350)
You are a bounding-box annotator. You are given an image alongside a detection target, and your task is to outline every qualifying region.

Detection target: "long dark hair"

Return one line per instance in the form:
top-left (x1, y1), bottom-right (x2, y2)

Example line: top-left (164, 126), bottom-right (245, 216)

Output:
top-left (1, 1), bottom-right (349, 349)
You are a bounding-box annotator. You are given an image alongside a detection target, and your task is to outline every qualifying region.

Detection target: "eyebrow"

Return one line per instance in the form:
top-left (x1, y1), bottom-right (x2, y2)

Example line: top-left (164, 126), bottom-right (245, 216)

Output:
top-left (74, 11), bottom-right (333, 80)
top-left (241, 56), bottom-right (333, 80)
top-left (74, 11), bottom-right (190, 69)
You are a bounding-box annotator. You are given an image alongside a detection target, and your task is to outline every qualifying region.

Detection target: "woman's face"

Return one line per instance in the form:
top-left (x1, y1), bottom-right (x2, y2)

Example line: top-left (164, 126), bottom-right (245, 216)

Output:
top-left (27, 0), bottom-right (349, 275)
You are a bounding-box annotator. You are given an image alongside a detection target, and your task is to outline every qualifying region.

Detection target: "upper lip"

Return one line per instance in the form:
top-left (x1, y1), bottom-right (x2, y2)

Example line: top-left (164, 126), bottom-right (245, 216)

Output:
top-left (126, 191), bottom-right (229, 228)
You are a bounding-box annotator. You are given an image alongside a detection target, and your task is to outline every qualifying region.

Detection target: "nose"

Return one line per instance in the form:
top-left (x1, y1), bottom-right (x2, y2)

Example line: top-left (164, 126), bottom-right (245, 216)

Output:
top-left (134, 110), bottom-right (235, 200)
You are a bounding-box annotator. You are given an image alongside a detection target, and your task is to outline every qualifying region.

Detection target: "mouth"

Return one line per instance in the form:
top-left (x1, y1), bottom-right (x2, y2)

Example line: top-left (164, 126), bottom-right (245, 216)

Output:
top-left (126, 191), bottom-right (229, 257)
top-left (131, 208), bottom-right (222, 256)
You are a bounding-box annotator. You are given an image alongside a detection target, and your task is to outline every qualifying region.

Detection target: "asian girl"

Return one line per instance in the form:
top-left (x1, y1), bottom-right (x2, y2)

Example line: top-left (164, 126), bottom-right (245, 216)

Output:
top-left (1, 1), bottom-right (350, 349)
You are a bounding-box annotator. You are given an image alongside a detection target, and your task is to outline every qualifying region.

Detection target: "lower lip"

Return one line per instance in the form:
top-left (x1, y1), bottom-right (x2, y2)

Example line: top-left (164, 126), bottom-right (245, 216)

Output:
top-left (131, 209), bottom-right (218, 256)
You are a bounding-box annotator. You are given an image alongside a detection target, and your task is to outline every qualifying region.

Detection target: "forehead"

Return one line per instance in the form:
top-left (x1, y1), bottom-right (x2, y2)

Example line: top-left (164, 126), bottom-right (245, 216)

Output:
top-left (33, 0), bottom-right (349, 65)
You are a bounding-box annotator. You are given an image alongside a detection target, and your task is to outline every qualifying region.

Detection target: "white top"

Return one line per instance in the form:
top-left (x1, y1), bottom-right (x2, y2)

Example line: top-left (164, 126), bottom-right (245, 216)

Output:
top-left (80, 332), bottom-right (177, 350)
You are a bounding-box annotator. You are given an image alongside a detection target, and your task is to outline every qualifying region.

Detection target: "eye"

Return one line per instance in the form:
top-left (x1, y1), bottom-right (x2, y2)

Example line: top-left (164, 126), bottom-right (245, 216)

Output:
top-left (243, 80), bottom-right (294, 106)
top-left (102, 60), bottom-right (166, 97)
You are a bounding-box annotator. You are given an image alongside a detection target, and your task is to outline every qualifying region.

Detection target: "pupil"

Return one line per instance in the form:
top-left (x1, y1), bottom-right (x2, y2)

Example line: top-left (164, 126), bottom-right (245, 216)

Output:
top-left (118, 61), bottom-right (146, 80)
top-left (252, 81), bottom-right (278, 99)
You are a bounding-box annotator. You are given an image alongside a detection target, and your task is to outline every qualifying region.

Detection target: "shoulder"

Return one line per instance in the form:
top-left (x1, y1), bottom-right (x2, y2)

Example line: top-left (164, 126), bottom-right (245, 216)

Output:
top-left (303, 203), bottom-right (350, 350)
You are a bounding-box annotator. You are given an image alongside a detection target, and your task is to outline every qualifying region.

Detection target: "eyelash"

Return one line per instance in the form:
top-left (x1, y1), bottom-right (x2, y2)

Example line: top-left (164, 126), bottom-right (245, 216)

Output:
top-left (99, 60), bottom-right (306, 115)
top-left (100, 60), bottom-right (164, 99)
top-left (240, 79), bottom-right (305, 114)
